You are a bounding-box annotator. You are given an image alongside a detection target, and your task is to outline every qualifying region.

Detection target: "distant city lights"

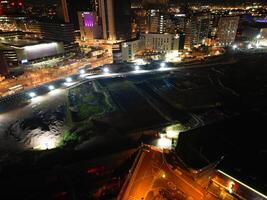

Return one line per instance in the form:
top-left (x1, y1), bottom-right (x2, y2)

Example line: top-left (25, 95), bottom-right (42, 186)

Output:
top-left (165, 51), bottom-right (181, 63)
top-left (133, 58), bottom-right (147, 65)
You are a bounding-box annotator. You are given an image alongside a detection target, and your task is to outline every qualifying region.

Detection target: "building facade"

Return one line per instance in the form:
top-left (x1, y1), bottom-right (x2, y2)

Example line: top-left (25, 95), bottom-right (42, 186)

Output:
top-left (216, 16), bottom-right (240, 46)
top-left (121, 33), bottom-right (179, 61)
top-left (97, 0), bottom-right (131, 41)
top-left (78, 11), bottom-right (98, 41)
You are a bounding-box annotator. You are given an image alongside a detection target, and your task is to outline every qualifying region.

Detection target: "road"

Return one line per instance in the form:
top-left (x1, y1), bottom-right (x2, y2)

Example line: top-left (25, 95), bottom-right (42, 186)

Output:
top-left (0, 57), bottom-right (236, 151)
top-left (118, 145), bottom-right (223, 200)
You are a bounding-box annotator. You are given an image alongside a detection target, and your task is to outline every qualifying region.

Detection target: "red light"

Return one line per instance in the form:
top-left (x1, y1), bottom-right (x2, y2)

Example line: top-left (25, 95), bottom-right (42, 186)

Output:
top-left (54, 191), bottom-right (67, 197)
top-left (86, 166), bottom-right (105, 174)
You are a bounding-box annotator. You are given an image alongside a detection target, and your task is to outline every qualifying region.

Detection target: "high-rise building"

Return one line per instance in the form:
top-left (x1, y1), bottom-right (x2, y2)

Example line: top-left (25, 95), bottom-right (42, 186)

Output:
top-left (40, 22), bottom-right (75, 42)
top-left (185, 15), bottom-right (212, 49)
top-left (24, 0), bottom-right (70, 23)
top-left (60, 0), bottom-right (70, 23)
top-left (216, 16), bottom-right (240, 46)
top-left (143, 33), bottom-right (179, 52)
top-left (78, 11), bottom-right (99, 41)
top-left (148, 9), bottom-right (159, 33)
top-left (97, 0), bottom-right (131, 41)
top-left (0, 0), bottom-right (24, 15)
top-left (184, 18), bottom-right (197, 49)
top-left (120, 33), bottom-right (179, 61)
top-left (67, 0), bottom-right (96, 29)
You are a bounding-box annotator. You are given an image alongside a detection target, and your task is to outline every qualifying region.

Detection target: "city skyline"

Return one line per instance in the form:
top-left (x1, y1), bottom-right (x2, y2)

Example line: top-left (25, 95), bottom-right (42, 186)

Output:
top-left (0, 0), bottom-right (267, 199)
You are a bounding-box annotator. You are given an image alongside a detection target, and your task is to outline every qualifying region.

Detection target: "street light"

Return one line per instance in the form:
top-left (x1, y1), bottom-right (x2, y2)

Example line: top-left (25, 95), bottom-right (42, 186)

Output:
top-left (29, 92), bottom-right (36, 98)
top-left (160, 62), bottom-right (166, 68)
top-left (103, 67), bottom-right (110, 73)
top-left (79, 69), bottom-right (86, 74)
top-left (66, 77), bottom-right (72, 83)
top-left (135, 65), bottom-right (140, 71)
top-left (48, 85), bottom-right (55, 91)
top-left (232, 44), bottom-right (237, 50)
top-left (256, 34), bottom-right (261, 39)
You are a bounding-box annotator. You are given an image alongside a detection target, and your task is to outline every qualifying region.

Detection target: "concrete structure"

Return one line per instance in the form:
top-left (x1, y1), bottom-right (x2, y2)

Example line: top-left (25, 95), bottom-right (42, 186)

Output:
top-left (0, 0), bottom-right (24, 15)
top-left (144, 33), bottom-right (179, 52)
top-left (121, 39), bottom-right (145, 61)
top-left (60, 0), bottom-right (70, 23)
top-left (216, 16), bottom-right (239, 46)
top-left (0, 39), bottom-right (64, 70)
top-left (185, 15), bottom-right (211, 49)
top-left (121, 33), bottom-right (179, 61)
top-left (98, 0), bottom-right (116, 40)
top-left (40, 22), bottom-right (75, 43)
top-left (97, 0), bottom-right (131, 40)
top-left (78, 12), bottom-right (98, 41)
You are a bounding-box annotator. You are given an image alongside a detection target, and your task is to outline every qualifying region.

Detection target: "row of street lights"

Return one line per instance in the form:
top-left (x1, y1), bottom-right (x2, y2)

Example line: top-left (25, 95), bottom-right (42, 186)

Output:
top-left (28, 62), bottom-right (168, 99)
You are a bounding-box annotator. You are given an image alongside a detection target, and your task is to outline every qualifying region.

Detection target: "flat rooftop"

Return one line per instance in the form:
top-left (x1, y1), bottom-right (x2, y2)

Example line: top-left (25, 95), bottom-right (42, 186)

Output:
top-left (1, 39), bottom-right (41, 47)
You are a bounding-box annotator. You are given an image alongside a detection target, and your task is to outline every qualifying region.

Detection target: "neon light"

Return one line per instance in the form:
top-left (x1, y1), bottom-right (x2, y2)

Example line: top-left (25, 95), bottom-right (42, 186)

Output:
top-left (83, 12), bottom-right (94, 27)
top-left (256, 19), bottom-right (267, 23)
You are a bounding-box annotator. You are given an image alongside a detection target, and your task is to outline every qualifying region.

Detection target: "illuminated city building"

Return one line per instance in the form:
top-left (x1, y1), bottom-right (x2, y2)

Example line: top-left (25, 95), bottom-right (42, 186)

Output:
top-left (185, 14), bottom-right (212, 49)
top-left (0, 38), bottom-right (64, 72)
top-left (97, 0), bottom-right (131, 41)
top-left (121, 38), bottom-right (145, 61)
top-left (40, 23), bottom-right (75, 43)
top-left (39, 22), bottom-right (79, 55)
top-left (148, 9), bottom-right (159, 33)
top-left (143, 33), bottom-right (179, 52)
top-left (78, 12), bottom-right (98, 41)
top-left (121, 33), bottom-right (179, 61)
top-left (0, 0), bottom-right (24, 15)
top-left (216, 16), bottom-right (240, 46)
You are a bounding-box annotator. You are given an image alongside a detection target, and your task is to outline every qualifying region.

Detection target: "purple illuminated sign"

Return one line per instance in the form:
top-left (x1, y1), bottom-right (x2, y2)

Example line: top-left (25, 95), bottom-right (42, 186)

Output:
top-left (256, 19), bottom-right (267, 23)
top-left (83, 13), bottom-right (94, 27)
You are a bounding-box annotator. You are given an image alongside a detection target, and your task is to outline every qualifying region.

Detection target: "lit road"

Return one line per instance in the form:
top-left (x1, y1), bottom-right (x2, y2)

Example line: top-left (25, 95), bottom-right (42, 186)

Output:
top-left (0, 58), bottom-right (236, 128)
top-left (0, 57), bottom-right (235, 151)
top-left (118, 146), bottom-right (222, 200)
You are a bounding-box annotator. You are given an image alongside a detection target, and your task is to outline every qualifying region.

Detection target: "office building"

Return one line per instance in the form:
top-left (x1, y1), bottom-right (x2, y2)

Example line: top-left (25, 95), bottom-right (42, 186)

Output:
top-left (121, 39), bottom-right (145, 60)
top-left (148, 10), bottom-right (159, 33)
top-left (0, 38), bottom-right (64, 70)
top-left (216, 16), bottom-right (239, 46)
top-left (97, 0), bottom-right (131, 40)
top-left (40, 22), bottom-right (75, 43)
top-left (184, 18), bottom-right (197, 49)
top-left (144, 33), bottom-right (179, 52)
top-left (78, 11), bottom-right (99, 41)
top-left (121, 33), bottom-right (179, 61)
top-left (159, 14), bottom-right (176, 34)
top-left (184, 15), bottom-right (212, 49)
top-left (0, 0), bottom-right (24, 15)
top-left (24, 0), bottom-right (70, 23)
